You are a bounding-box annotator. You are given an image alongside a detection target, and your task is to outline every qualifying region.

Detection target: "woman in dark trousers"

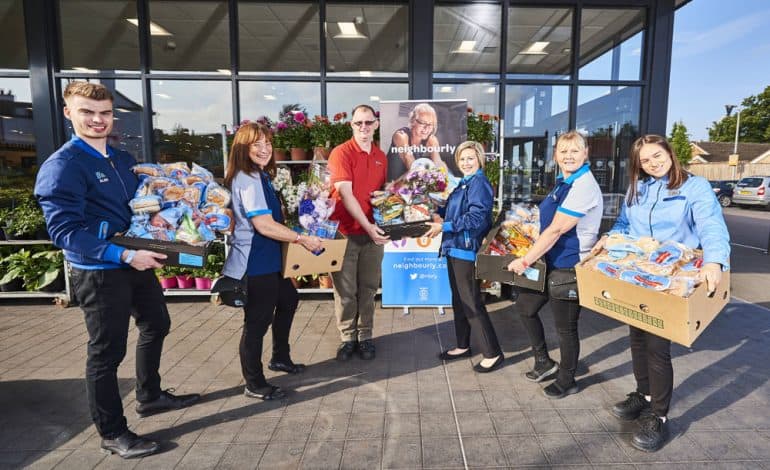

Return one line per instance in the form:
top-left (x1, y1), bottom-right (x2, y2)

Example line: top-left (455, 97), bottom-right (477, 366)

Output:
top-left (424, 141), bottom-right (503, 372)
top-left (507, 131), bottom-right (603, 399)
top-left (592, 134), bottom-right (729, 452)
top-left (222, 122), bottom-right (322, 400)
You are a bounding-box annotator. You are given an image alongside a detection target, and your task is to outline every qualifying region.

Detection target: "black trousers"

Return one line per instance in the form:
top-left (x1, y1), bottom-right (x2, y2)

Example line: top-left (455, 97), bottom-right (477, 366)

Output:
top-left (447, 257), bottom-right (502, 359)
top-left (629, 326), bottom-right (673, 417)
top-left (70, 268), bottom-right (170, 439)
top-left (514, 286), bottom-right (581, 387)
top-left (241, 273), bottom-right (298, 390)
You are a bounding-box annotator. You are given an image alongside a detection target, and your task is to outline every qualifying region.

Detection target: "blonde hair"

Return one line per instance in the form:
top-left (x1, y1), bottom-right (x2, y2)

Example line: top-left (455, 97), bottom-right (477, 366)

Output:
top-left (555, 130), bottom-right (588, 151)
top-left (63, 81), bottom-right (114, 102)
top-left (408, 103), bottom-right (438, 136)
top-left (454, 140), bottom-right (485, 169)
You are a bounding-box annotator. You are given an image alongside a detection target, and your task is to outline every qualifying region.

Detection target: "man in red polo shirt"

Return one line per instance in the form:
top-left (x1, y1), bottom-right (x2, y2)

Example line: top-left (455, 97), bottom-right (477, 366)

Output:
top-left (328, 104), bottom-right (389, 361)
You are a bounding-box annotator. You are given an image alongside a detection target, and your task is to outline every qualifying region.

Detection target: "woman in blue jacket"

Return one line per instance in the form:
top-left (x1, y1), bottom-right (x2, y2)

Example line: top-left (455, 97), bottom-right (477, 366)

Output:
top-left (593, 134), bottom-right (729, 452)
top-left (507, 131), bottom-right (603, 399)
top-left (424, 141), bottom-right (504, 372)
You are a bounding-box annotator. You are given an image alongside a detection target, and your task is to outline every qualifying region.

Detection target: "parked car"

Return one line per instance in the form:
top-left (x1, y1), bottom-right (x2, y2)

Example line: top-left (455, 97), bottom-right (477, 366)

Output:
top-left (732, 176), bottom-right (770, 209)
top-left (709, 180), bottom-right (738, 207)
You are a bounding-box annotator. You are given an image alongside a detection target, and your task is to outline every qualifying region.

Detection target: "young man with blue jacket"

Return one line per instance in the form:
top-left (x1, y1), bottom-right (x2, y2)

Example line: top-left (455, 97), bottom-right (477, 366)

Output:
top-left (34, 82), bottom-right (199, 459)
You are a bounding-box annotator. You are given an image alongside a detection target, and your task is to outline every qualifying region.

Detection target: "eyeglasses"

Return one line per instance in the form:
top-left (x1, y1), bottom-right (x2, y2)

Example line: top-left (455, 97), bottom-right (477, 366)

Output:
top-left (352, 119), bottom-right (377, 128)
top-left (414, 118), bottom-right (434, 129)
top-left (639, 153), bottom-right (669, 167)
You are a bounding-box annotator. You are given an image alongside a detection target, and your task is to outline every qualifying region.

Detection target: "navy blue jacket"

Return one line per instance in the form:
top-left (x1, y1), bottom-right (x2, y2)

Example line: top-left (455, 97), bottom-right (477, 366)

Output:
top-left (439, 170), bottom-right (494, 261)
top-left (34, 136), bottom-right (137, 269)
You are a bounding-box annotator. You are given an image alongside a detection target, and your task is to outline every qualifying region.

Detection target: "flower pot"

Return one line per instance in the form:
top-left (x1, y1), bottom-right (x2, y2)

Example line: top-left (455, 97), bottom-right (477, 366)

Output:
top-left (175, 275), bottom-right (194, 289)
top-left (313, 146), bottom-right (331, 160)
top-left (318, 274), bottom-right (333, 289)
top-left (0, 277), bottom-right (23, 292)
top-left (159, 276), bottom-right (178, 289)
top-left (39, 271), bottom-right (65, 292)
top-left (194, 277), bottom-right (212, 290)
top-left (274, 149), bottom-right (288, 162)
top-left (290, 147), bottom-right (308, 161)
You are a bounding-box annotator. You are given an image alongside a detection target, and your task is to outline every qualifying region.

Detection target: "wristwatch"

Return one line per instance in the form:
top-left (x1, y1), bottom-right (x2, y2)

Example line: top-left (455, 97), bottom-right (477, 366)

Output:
top-left (123, 249), bottom-right (137, 265)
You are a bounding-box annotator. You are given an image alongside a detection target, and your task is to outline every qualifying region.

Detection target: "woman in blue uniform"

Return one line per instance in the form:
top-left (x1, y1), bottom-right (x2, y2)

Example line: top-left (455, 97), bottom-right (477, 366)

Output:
top-left (223, 122), bottom-right (322, 400)
top-left (593, 134), bottom-right (729, 452)
top-left (507, 131), bottom-right (603, 399)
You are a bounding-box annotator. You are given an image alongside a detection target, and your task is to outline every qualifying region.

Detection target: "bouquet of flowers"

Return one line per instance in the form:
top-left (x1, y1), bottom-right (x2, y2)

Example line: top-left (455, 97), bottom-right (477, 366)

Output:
top-left (371, 160), bottom-right (451, 226)
top-left (275, 164), bottom-right (337, 238)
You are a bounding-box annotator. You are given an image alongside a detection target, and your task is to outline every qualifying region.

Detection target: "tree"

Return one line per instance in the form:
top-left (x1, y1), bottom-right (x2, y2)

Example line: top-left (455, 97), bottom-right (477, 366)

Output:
top-left (708, 85), bottom-right (770, 143)
top-left (669, 121), bottom-right (692, 165)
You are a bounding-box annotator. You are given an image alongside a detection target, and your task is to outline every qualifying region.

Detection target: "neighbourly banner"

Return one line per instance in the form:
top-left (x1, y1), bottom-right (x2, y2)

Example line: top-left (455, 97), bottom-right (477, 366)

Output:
top-left (379, 99), bottom-right (468, 181)
top-left (381, 236), bottom-right (452, 307)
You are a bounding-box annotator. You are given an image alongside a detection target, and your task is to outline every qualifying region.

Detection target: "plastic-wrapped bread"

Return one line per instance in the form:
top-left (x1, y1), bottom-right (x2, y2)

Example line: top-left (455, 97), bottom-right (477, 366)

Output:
top-left (205, 182), bottom-right (231, 207)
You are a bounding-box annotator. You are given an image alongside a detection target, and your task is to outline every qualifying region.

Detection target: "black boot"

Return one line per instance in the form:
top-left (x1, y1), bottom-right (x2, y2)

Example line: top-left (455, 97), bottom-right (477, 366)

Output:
top-left (632, 412), bottom-right (669, 452)
top-left (524, 350), bottom-right (558, 383)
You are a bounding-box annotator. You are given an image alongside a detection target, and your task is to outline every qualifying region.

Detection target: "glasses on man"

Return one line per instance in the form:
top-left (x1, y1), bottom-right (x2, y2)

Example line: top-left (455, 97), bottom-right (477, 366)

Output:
top-left (352, 119), bottom-right (377, 128)
top-left (414, 118), bottom-right (434, 129)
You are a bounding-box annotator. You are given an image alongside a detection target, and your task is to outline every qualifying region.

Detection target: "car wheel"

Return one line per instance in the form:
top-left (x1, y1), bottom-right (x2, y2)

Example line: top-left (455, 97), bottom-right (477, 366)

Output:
top-left (718, 195), bottom-right (731, 207)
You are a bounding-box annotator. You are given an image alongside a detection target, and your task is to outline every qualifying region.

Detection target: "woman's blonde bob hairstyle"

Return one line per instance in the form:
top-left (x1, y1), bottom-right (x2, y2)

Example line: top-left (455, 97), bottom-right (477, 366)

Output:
top-left (453, 140), bottom-right (486, 169)
top-left (555, 130), bottom-right (588, 152)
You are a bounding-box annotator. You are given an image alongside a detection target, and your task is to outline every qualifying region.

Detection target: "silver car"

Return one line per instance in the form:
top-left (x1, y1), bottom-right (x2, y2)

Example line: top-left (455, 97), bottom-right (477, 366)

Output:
top-left (732, 176), bottom-right (770, 209)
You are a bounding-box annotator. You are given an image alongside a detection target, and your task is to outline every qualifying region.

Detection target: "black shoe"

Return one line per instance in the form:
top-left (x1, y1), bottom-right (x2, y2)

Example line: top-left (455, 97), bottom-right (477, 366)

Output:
top-left (358, 339), bottom-right (376, 360)
top-left (524, 358), bottom-right (558, 383)
top-left (268, 359), bottom-right (306, 374)
top-left (611, 391), bottom-right (651, 421)
top-left (101, 431), bottom-right (160, 459)
top-left (336, 341), bottom-right (357, 361)
top-left (632, 412), bottom-right (669, 452)
top-left (438, 348), bottom-right (471, 361)
top-left (244, 384), bottom-right (286, 401)
top-left (135, 389), bottom-right (200, 418)
top-left (472, 355), bottom-right (504, 373)
top-left (542, 381), bottom-right (579, 399)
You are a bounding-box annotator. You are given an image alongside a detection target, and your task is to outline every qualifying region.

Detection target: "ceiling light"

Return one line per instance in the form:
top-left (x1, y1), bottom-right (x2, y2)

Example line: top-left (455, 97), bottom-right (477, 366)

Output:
top-left (263, 95), bottom-right (277, 101)
top-left (562, 48), bottom-right (571, 54)
top-left (485, 87), bottom-right (496, 94)
top-left (520, 41), bottom-right (550, 55)
top-left (154, 93), bottom-right (171, 100)
top-left (0, 115), bottom-right (11, 120)
top-left (116, 107), bottom-right (131, 113)
top-left (369, 96), bottom-right (380, 101)
top-left (359, 71), bottom-right (372, 77)
top-left (217, 69), bottom-right (231, 75)
top-left (438, 86), bottom-right (454, 94)
top-left (452, 40), bottom-right (477, 54)
top-left (72, 67), bottom-right (98, 73)
top-left (335, 22), bottom-right (367, 39)
top-left (126, 18), bottom-right (173, 36)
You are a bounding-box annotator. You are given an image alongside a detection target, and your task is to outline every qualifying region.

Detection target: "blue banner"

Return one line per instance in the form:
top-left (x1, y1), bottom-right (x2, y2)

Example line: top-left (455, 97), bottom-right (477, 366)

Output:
top-left (381, 237), bottom-right (452, 307)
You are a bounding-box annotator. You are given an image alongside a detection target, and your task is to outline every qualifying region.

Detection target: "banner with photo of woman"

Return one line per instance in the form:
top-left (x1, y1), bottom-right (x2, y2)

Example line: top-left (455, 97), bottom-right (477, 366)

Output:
top-left (379, 99), bottom-right (468, 181)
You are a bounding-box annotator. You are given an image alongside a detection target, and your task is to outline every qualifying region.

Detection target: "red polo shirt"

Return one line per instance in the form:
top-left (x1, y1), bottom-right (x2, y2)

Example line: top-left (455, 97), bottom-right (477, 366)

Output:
top-left (328, 138), bottom-right (387, 236)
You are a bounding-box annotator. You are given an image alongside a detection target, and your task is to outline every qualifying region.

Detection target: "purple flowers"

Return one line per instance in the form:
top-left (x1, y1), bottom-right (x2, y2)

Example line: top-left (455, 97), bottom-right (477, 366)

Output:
top-left (293, 112), bottom-right (306, 123)
top-left (276, 121), bottom-right (288, 131)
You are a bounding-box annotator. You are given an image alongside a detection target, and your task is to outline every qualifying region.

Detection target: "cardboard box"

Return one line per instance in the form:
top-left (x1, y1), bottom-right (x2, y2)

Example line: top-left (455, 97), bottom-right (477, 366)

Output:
top-left (575, 261), bottom-right (730, 347)
top-left (378, 221), bottom-right (430, 241)
top-left (111, 235), bottom-right (210, 268)
top-left (281, 232), bottom-right (347, 278)
top-left (474, 222), bottom-right (546, 291)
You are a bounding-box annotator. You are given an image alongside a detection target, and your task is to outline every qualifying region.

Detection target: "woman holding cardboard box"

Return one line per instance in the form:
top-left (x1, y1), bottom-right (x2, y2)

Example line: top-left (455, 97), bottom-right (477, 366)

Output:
top-left (506, 131), bottom-right (603, 399)
top-left (423, 141), bottom-right (504, 372)
top-left (222, 122), bottom-right (322, 400)
top-left (591, 134), bottom-right (729, 452)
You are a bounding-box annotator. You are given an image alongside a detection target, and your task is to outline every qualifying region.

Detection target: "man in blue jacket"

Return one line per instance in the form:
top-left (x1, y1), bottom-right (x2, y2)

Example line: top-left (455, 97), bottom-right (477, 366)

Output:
top-left (34, 82), bottom-right (199, 459)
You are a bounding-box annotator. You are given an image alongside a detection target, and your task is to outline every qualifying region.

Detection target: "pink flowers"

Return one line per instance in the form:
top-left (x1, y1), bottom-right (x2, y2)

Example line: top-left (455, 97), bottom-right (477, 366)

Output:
top-left (276, 121), bottom-right (288, 131)
top-left (293, 112), bottom-right (306, 123)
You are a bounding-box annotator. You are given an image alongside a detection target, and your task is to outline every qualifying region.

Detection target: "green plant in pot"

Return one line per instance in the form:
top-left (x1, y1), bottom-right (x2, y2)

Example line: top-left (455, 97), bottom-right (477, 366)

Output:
top-left (156, 264), bottom-right (180, 289)
top-left (0, 249), bottom-right (64, 292)
top-left (191, 253), bottom-right (224, 289)
top-left (467, 108), bottom-right (498, 150)
top-left (4, 202), bottom-right (47, 240)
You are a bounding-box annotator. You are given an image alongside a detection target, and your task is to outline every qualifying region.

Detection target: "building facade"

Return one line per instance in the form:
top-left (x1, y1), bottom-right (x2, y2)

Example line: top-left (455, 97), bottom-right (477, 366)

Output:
top-left (0, 0), bottom-right (685, 199)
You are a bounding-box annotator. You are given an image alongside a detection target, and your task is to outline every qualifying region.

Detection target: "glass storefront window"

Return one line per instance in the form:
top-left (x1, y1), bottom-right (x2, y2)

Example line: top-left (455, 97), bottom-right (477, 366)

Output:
top-left (0, 77), bottom-right (35, 182)
top-left (151, 80), bottom-right (232, 176)
top-left (0, 0), bottom-right (27, 71)
top-left (149, 0), bottom-right (230, 73)
top-left (507, 7), bottom-right (572, 80)
top-left (579, 8), bottom-right (645, 81)
top-left (325, 3), bottom-right (408, 77)
top-left (239, 2), bottom-right (320, 74)
top-left (239, 81), bottom-right (321, 123)
top-left (576, 86), bottom-right (641, 192)
top-left (60, 78), bottom-right (146, 162)
top-left (432, 82), bottom-right (498, 117)
top-left (326, 82), bottom-right (408, 118)
top-left (434, 3), bottom-right (501, 77)
top-left (504, 85), bottom-right (569, 202)
top-left (58, 1), bottom-right (140, 73)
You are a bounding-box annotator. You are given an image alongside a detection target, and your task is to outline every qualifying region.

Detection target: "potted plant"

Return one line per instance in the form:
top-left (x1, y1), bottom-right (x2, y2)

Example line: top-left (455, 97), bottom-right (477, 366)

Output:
top-left (157, 265), bottom-right (179, 289)
top-left (4, 202), bottom-right (47, 240)
top-left (175, 267), bottom-right (195, 289)
top-left (0, 250), bottom-right (23, 291)
top-left (274, 104), bottom-right (312, 161)
top-left (0, 249), bottom-right (64, 292)
top-left (191, 252), bottom-right (224, 290)
top-left (467, 107), bottom-right (498, 151)
top-left (309, 115), bottom-right (334, 159)
top-left (330, 111), bottom-right (352, 148)
top-left (483, 154), bottom-right (501, 194)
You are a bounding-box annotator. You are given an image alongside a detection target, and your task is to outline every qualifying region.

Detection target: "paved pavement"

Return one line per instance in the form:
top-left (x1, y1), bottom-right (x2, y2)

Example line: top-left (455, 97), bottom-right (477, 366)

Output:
top-left (0, 246), bottom-right (769, 469)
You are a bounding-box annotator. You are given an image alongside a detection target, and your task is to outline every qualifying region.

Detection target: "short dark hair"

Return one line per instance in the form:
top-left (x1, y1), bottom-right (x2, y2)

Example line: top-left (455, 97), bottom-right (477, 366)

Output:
top-left (351, 104), bottom-right (376, 117)
top-left (63, 81), bottom-right (114, 102)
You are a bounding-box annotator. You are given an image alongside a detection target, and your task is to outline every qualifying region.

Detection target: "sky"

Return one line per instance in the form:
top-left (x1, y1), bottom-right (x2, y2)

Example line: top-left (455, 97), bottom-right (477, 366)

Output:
top-left (667, 0), bottom-right (770, 141)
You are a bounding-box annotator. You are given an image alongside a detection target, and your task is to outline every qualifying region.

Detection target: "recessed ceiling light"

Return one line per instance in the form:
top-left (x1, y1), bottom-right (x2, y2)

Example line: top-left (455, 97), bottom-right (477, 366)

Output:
top-left (335, 22), bottom-right (367, 39)
top-left (116, 107), bottom-right (131, 113)
top-left (520, 41), bottom-right (550, 55)
top-left (485, 87), bottom-right (496, 94)
top-left (359, 71), bottom-right (372, 77)
top-left (0, 116), bottom-right (11, 120)
top-left (263, 95), bottom-right (276, 101)
top-left (72, 67), bottom-right (98, 73)
top-left (370, 96), bottom-right (380, 101)
top-left (126, 18), bottom-right (173, 36)
top-left (438, 86), bottom-right (454, 93)
top-left (452, 40), bottom-right (477, 54)
top-left (217, 69), bottom-right (231, 75)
